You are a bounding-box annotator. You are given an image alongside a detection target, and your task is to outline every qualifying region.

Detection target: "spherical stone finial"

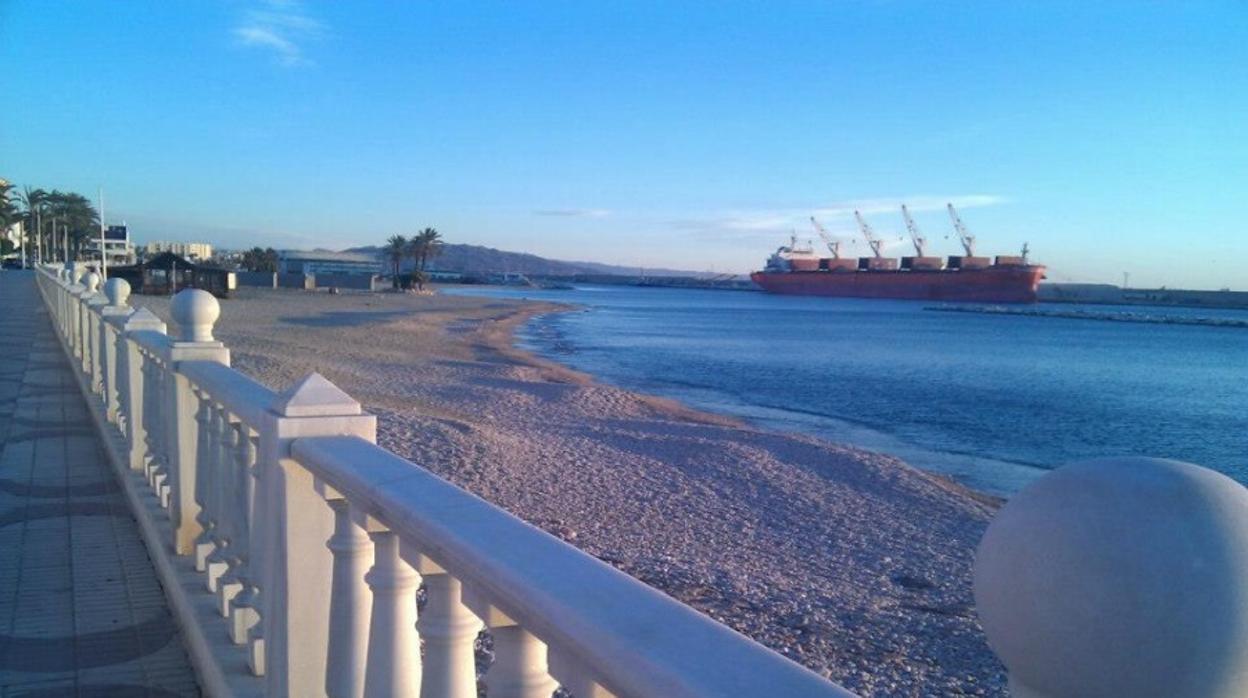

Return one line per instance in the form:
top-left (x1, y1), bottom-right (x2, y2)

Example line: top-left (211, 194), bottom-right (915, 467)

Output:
top-left (105, 278), bottom-right (131, 307)
top-left (69, 264), bottom-right (84, 284)
top-left (170, 288), bottom-right (220, 342)
top-left (974, 457), bottom-right (1248, 698)
top-left (83, 272), bottom-right (100, 293)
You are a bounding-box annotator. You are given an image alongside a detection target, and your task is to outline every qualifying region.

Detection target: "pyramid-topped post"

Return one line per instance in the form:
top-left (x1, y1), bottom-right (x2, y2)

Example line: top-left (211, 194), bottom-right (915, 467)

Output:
top-left (256, 371), bottom-right (375, 696)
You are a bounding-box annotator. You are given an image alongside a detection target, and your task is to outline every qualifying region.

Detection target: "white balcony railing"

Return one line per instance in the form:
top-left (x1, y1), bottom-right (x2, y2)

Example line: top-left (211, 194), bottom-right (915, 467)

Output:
top-left (35, 263), bottom-right (1248, 698)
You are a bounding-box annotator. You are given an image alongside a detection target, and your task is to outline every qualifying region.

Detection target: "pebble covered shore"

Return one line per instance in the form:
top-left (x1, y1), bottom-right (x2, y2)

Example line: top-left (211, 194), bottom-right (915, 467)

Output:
top-left (135, 287), bottom-right (1006, 696)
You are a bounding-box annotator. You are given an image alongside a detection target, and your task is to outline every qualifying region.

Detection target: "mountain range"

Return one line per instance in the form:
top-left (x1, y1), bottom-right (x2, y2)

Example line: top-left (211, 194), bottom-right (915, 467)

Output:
top-left (343, 243), bottom-right (717, 278)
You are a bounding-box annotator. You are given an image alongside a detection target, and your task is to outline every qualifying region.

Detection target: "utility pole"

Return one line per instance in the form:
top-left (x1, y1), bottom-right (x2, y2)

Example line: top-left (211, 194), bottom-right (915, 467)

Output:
top-left (35, 209), bottom-right (42, 265)
top-left (99, 187), bottom-right (107, 278)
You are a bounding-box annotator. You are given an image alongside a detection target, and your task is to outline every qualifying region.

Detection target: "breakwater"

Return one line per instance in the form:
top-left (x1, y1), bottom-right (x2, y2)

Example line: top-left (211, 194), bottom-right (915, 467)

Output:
top-left (927, 305), bottom-right (1248, 328)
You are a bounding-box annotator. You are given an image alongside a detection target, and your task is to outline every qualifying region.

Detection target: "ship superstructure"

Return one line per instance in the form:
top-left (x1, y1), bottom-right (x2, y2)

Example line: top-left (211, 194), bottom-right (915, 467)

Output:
top-left (751, 204), bottom-right (1046, 303)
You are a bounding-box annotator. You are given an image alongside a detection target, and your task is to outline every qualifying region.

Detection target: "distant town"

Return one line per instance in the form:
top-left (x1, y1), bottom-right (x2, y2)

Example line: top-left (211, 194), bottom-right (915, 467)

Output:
top-left (2, 179), bottom-right (1246, 309)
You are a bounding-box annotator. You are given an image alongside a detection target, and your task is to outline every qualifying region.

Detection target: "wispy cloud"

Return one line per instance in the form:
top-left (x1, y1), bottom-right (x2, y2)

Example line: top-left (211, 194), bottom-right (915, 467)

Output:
top-left (533, 208), bottom-right (612, 218)
top-left (671, 194), bottom-right (1007, 244)
top-left (233, 0), bottom-right (324, 67)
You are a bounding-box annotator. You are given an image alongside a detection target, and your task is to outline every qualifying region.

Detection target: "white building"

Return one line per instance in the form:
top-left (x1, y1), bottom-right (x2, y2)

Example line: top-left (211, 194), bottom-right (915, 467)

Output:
top-left (84, 224), bottom-right (136, 266)
top-left (278, 249), bottom-right (382, 275)
top-left (144, 241), bottom-right (213, 261)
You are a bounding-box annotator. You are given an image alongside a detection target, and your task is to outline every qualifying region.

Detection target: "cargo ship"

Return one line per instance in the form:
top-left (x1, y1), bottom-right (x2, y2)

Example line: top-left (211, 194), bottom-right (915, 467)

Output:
top-left (750, 203), bottom-right (1046, 303)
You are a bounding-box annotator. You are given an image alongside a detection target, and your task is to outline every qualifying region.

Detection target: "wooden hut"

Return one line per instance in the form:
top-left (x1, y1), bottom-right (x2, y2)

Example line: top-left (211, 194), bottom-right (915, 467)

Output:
top-left (109, 252), bottom-right (236, 298)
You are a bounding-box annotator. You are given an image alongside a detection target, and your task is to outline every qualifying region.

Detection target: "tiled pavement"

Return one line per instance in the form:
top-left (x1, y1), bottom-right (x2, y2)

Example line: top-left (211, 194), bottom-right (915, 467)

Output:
top-left (0, 271), bottom-right (199, 697)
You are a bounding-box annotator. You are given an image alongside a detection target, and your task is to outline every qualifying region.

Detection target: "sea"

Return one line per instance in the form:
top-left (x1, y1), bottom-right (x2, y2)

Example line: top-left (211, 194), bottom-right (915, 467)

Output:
top-left (445, 285), bottom-right (1247, 496)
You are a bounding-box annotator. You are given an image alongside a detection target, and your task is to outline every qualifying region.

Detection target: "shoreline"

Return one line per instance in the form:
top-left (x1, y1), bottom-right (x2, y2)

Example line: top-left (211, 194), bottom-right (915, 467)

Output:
top-left (132, 287), bottom-right (1007, 696)
top-left (502, 303), bottom-right (1007, 508)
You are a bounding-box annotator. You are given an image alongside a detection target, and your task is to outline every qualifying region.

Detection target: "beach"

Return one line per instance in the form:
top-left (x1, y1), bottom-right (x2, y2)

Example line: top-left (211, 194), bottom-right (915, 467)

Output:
top-left (133, 287), bottom-right (1004, 696)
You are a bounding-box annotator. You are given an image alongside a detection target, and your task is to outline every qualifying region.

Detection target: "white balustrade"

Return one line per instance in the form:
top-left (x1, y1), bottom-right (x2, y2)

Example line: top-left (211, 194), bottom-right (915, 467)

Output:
top-left (96, 264), bottom-right (1248, 698)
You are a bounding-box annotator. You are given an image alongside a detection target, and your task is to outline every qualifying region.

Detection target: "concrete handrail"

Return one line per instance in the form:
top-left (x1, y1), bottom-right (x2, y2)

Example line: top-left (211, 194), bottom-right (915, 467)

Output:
top-left (292, 434), bottom-right (850, 698)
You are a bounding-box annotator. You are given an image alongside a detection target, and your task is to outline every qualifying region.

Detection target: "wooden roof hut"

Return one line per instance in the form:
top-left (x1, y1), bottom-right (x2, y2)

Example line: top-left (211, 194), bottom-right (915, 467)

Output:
top-left (109, 252), bottom-right (236, 298)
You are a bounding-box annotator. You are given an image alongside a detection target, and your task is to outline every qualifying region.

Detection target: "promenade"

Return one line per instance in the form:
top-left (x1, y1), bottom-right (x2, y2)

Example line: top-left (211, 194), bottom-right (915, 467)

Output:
top-left (0, 271), bottom-right (198, 697)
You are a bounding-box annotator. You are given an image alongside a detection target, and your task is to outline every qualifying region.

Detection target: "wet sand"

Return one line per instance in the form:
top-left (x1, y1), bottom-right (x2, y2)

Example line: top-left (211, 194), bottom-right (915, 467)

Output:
top-left (134, 287), bottom-right (1004, 696)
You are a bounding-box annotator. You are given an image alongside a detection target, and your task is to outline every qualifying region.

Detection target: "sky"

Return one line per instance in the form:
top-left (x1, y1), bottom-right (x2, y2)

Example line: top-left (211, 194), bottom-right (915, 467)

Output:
top-left (2, 1), bottom-right (1246, 288)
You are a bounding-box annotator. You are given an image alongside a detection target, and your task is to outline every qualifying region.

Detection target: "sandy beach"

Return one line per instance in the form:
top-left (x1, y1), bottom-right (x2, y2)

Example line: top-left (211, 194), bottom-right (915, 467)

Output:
top-left (134, 287), bottom-right (1004, 696)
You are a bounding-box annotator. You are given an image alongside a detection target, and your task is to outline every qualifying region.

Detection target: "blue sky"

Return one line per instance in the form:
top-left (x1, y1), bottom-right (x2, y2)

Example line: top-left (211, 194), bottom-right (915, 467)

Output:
top-left (3, 1), bottom-right (1245, 288)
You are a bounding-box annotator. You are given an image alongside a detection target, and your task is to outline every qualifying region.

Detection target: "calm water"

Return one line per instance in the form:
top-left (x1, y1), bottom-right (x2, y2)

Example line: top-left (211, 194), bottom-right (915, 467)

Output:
top-left (445, 285), bottom-right (1247, 495)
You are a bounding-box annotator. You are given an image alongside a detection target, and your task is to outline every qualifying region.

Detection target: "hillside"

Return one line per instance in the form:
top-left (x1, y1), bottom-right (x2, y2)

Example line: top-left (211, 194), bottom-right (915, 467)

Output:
top-left (344, 243), bottom-right (710, 278)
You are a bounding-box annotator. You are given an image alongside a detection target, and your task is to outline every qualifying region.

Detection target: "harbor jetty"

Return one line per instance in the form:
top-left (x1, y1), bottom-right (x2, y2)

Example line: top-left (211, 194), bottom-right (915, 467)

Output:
top-left (6, 263), bottom-right (1247, 697)
top-left (927, 304), bottom-right (1248, 328)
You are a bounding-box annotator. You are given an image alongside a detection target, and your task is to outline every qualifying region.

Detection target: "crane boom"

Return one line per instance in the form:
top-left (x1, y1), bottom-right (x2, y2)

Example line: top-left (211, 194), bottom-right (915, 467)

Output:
top-left (900, 204), bottom-right (926, 256)
top-left (946, 203), bottom-right (976, 256)
top-left (809, 216), bottom-right (841, 259)
top-left (853, 210), bottom-right (884, 258)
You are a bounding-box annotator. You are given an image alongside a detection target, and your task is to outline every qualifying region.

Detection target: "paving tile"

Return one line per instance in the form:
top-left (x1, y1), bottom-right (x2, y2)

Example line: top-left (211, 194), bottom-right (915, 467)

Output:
top-left (0, 273), bottom-right (199, 695)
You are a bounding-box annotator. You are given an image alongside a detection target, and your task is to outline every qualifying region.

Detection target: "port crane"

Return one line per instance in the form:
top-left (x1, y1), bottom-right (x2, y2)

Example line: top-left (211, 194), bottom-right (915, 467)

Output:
top-left (900, 204), bottom-right (927, 256)
top-left (853, 210), bottom-right (885, 258)
top-left (809, 216), bottom-right (842, 259)
top-left (946, 203), bottom-right (977, 256)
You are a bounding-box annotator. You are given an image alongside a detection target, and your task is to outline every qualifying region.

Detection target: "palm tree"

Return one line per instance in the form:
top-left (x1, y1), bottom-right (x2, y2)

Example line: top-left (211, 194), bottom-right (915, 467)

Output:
top-left (384, 234), bottom-right (407, 289)
top-left (241, 246), bottom-right (279, 272)
top-left (43, 190), bottom-right (99, 262)
top-left (407, 227), bottom-right (443, 290)
top-left (16, 187), bottom-right (48, 261)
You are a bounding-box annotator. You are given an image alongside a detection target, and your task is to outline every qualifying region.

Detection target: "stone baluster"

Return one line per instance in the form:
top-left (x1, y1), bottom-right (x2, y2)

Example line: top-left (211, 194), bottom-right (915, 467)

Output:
top-left (228, 428), bottom-right (262, 638)
top-left (318, 495), bottom-right (374, 698)
top-left (193, 394), bottom-right (221, 571)
top-left (549, 650), bottom-right (616, 698)
top-left (99, 278), bottom-right (133, 424)
top-left (218, 421), bottom-right (254, 618)
top-left (166, 288), bottom-right (229, 556)
top-left (67, 264), bottom-right (84, 350)
top-left (259, 372), bottom-right (375, 692)
top-left (974, 457), bottom-right (1248, 698)
top-left (205, 408), bottom-right (239, 592)
top-left (464, 591), bottom-right (559, 698)
top-left (363, 527), bottom-right (421, 698)
top-left (122, 310), bottom-right (166, 472)
top-left (144, 355), bottom-right (169, 494)
top-left (403, 546), bottom-right (482, 698)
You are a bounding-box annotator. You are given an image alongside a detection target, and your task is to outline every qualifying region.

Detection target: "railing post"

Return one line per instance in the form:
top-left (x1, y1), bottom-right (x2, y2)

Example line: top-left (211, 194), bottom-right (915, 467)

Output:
top-left (257, 372), bottom-right (376, 692)
top-left (99, 278), bottom-right (132, 419)
top-left (84, 275), bottom-right (109, 393)
top-left (76, 271), bottom-right (99, 376)
top-left (165, 289), bottom-right (230, 555)
top-left (974, 457), bottom-right (1248, 698)
top-left (68, 266), bottom-right (86, 360)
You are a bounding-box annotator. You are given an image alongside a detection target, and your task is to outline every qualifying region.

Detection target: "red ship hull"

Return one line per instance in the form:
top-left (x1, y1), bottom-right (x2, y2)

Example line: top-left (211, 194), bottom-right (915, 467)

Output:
top-left (750, 265), bottom-right (1046, 303)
